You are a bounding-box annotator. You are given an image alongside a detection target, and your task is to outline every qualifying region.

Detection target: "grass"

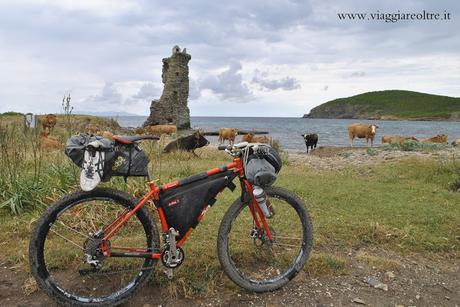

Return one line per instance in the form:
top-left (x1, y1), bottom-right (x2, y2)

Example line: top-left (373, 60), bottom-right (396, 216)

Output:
top-left (308, 90), bottom-right (460, 120)
top-left (1, 114), bottom-right (460, 296)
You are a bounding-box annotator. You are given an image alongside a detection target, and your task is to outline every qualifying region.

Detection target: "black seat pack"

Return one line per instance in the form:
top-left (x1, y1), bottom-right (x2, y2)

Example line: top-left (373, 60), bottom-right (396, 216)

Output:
top-left (158, 170), bottom-right (237, 239)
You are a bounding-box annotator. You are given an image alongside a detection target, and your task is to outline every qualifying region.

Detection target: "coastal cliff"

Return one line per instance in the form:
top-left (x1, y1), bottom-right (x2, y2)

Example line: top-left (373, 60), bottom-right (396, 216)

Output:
top-left (304, 90), bottom-right (460, 121)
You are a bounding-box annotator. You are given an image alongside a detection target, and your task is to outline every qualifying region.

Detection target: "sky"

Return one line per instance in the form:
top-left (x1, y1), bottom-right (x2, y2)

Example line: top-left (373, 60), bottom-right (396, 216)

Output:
top-left (0, 0), bottom-right (459, 117)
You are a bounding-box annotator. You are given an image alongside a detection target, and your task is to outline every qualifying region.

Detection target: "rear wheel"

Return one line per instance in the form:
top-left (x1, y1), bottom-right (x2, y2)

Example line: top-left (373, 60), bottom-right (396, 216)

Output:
top-left (29, 188), bottom-right (160, 306)
top-left (217, 186), bottom-right (313, 292)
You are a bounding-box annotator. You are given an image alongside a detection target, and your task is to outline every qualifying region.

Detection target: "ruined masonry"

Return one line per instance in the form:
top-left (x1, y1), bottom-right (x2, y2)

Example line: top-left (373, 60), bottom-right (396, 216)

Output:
top-left (143, 46), bottom-right (191, 129)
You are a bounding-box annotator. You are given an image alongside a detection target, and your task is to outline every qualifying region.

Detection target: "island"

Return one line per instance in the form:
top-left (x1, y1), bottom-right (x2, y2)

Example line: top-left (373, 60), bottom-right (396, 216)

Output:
top-left (304, 90), bottom-right (460, 121)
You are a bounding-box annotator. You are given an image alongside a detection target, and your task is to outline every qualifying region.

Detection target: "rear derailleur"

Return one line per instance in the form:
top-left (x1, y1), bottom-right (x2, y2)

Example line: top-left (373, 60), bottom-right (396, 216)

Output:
top-left (161, 228), bottom-right (184, 279)
top-left (80, 230), bottom-right (105, 275)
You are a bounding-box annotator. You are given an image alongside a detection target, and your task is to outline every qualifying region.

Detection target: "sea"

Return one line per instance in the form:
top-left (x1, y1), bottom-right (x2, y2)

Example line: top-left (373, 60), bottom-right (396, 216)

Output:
top-left (115, 116), bottom-right (460, 151)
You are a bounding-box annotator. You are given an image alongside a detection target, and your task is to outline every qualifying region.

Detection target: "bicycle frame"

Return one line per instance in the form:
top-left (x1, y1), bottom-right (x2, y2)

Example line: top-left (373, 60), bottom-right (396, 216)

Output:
top-left (98, 157), bottom-right (273, 260)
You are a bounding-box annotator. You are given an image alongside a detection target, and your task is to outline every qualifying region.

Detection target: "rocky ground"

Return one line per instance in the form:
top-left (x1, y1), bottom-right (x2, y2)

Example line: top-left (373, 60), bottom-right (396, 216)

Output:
top-left (288, 146), bottom-right (460, 171)
top-left (1, 248), bottom-right (459, 306)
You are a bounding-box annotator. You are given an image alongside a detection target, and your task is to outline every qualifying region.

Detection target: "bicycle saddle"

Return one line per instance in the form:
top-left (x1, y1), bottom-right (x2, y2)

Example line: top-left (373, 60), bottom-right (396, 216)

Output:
top-left (112, 135), bottom-right (160, 145)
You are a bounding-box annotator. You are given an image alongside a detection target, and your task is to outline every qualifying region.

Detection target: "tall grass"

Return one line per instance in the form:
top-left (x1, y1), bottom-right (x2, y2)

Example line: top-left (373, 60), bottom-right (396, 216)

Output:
top-left (0, 122), bottom-right (78, 214)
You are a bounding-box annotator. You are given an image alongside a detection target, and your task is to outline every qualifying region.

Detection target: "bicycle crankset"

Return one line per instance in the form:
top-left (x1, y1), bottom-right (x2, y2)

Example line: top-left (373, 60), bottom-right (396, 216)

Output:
top-left (161, 246), bottom-right (184, 268)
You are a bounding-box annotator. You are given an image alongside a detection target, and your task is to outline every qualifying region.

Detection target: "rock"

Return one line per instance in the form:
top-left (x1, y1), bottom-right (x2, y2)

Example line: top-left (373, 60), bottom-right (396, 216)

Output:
top-left (144, 45), bottom-right (191, 129)
top-left (375, 283), bottom-right (389, 291)
top-left (366, 276), bottom-right (388, 291)
top-left (385, 271), bottom-right (396, 279)
top-left (352, 297), bottom-right (366, 305)
top-left (415, 294), bottom-right (420, 300)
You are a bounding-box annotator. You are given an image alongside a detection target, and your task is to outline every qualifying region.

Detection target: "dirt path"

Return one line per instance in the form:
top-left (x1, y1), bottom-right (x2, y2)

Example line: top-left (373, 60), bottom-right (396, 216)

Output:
top-left (2, 248), bottom-right (459, 306)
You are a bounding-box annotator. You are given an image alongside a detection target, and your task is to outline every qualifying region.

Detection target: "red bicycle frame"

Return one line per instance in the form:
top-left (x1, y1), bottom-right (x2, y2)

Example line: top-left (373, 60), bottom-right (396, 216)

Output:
top-left (98, 157), bottom-right (273, 259)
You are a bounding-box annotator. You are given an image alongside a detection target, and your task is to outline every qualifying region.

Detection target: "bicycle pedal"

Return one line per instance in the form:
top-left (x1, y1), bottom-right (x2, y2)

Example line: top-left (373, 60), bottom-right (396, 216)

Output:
top-left (164, 268), bottom-right (174, 280)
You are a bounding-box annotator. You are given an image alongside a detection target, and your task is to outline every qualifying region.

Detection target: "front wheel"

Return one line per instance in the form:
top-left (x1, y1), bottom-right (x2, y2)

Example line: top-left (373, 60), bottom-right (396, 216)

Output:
top-left (217, 186), bottom-right (313, 292)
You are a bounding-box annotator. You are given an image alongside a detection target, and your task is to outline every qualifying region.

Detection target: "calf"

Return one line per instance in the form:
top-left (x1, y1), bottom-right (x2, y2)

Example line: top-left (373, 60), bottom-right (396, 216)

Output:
top-left (164, 131), bottom-right (210, 156)
top-left (146, 124), bottom-right (177, 135)
top-left (302, 133), bottom-right (318, 153)
top-left (241, 133), bottom-right (270, 144)
top-left (348, 123), bottom-right (379, 147)
top-left (218, 128), bottom-right (239, 145)
top-left (381, 135), bottom-right (418, 144)
top-left (423, 134), bottom-right (448, 144)
top-left (41, 114), bottom-right (57, 135)
top-left (39, 131), bottom-right (63, 151)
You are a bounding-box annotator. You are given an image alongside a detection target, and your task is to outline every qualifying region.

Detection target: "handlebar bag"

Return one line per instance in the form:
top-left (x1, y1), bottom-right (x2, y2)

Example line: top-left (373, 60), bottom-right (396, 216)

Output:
top-left (245, 145), bottom-right (282, 187)
top-left (158, 170), bottom-right (237, 239)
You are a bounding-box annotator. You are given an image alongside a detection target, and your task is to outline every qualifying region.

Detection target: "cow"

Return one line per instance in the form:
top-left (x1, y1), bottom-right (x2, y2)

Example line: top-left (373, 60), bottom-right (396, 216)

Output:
top-left (39, 131), bottom-right (63, 151)
top-left (164, 131), bottom-right (210, 156)
top-left (302, 133), bottom-right (318, 153)
top-left (41, 114), bottom-right (57, 135)
top-left (85, 123), bottom-right (101, 135)
top-left (423, 134), bottom-right (448, 144)
top-left (218, 128), bottom-right (239, 145)
top-left (252, 135), bottom-right (270, 144)
top-left (381, 135), bottom-right (418, 144)
top-left (145, 124), bottom-right (177, 135)
top-left (241, 133), bottom-right (270, 144)
top-left (134, 128), bottom-right (145, 135)
top-left (241, 133), bottom-right (255, 142)
top-left (348, 123), bottom-right (379, 147)
top-left (101, 131), bottom-right (114, 139)
top-left (452, 139), bottom-right (460, 146)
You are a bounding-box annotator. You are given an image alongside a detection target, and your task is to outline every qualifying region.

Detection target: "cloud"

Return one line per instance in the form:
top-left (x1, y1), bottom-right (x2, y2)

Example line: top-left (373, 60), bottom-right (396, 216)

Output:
top-left (199, 61), bottom-right (252, 101)
top-left (131, 82), bottom-right (160, 100)
top-left (252, 70), bottom-right (301, 91)
top-left (345, 71), bottom-right (366, 78)
top-left (84, 82), bottom-right (122, 105)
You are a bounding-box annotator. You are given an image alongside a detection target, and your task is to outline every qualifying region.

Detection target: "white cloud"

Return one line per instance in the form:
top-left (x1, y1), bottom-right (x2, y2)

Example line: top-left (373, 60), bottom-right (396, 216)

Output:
top-left (252, 69), bottom-right (301, 91)
top-left (199, 62), bottom-right (252, 101)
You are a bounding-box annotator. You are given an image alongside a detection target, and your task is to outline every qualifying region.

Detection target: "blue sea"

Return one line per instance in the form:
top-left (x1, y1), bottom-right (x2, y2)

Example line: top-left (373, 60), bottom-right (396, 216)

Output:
top-left (115, 116), bottom-right (460, 151)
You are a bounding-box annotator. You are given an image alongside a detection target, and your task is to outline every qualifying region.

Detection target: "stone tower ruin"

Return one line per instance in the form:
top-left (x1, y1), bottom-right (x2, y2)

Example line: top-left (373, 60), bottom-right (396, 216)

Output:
top-left (143, 45), bottom-right (191, 129)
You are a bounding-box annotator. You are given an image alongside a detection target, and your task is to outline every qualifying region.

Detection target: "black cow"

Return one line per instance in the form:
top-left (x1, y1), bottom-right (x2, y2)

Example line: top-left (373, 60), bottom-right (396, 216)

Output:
top-left (164, 131), bottom-right (210, 156)
top-left (302, 133), bottom-right (318, 153)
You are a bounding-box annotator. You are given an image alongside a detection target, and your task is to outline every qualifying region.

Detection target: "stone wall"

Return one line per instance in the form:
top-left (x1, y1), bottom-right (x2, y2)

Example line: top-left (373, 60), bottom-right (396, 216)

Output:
top-left (143, 46), bottom-right (191, 129)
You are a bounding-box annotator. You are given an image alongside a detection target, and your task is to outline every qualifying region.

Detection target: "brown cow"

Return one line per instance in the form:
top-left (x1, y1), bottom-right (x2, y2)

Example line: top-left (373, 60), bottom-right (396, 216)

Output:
top-left (39, 131), bottom-right (63, 151)
top-left (101, 131), bottom-right (114, 139)
top-left (145, 125), bottom-right (177, 135)
top-left (85, 123), bottom-right (101, 135)
top-left (252, 135), bottom-right (270, 143)
top-left (134, 127), bottom-right (145, 135)
top-left (348, 123), bottom-right (379, 147)
top-left (241, 133), bottom-right (270, 144)
top-left (41, 114), bottom-right (57, 135)
top-left (381, 135), bottom-right (418, 144)
top-left (241, 133), bottom-right (255, 142)
top-left (219, 128), bottom-right (239, 145)
top-left (423, 134), bottom-right (448, 144)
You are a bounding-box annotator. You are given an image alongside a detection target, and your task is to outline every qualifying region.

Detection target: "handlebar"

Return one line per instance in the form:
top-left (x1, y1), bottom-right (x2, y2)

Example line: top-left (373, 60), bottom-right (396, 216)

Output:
top-left (217, 142), bottom-right (253, 156)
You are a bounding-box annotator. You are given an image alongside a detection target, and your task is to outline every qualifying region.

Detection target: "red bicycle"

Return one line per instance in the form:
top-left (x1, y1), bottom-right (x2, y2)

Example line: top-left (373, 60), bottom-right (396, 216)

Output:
top-left (29, 137), bottom-right (313, 306)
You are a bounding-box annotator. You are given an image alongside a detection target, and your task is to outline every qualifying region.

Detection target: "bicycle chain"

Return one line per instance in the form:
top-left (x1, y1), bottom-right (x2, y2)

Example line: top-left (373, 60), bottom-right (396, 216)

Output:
top-left (79, 264), bottom-right (160, 276)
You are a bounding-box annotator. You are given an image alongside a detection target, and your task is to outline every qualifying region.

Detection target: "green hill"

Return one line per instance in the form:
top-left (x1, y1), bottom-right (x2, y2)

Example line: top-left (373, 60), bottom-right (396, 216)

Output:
top-left (304, 90), bottom-right (460, 121)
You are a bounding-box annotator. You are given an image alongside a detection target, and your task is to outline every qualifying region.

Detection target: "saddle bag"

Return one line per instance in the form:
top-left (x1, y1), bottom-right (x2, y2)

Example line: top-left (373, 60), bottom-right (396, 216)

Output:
top-left (65, 133), bottom-right (150, 183)
top-left (158, 170), bottom-right (237, 239)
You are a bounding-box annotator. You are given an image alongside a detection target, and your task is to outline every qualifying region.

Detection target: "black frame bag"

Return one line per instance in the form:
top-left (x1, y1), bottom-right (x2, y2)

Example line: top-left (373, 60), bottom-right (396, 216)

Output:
top-left (158, 170), bottom-right (237, 239)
